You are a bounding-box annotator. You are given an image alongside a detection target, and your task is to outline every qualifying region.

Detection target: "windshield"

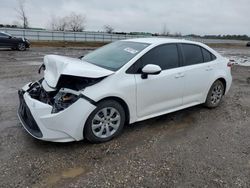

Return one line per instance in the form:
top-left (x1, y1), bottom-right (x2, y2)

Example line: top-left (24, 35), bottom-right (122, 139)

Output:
top-left (82, 41), bottom-right (150, 71)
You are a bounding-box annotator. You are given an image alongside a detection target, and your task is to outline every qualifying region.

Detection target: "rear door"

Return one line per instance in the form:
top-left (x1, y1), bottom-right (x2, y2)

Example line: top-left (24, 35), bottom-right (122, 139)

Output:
top-left (134, 43), bottom-right (184, 118)
top-left (179, 43), bottom-right (217, 105)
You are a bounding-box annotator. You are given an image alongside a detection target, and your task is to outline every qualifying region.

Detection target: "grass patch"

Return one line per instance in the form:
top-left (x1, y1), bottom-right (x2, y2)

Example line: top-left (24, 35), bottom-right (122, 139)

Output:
top-left (207, 43), bottom-right (247, 49)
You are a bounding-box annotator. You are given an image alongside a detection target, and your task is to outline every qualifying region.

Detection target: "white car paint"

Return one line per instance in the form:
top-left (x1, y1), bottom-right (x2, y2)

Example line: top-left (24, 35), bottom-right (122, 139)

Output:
top-left (44, 55), bottom-right (114, 88)
top-left (18, 38), bottom-right (232, 142)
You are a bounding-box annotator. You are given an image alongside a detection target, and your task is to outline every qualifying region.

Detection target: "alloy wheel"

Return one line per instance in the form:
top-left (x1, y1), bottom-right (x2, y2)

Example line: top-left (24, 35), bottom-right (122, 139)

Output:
top-left (91, 107), bottom-right (121, 139)
top-left (210, 83), bottom-right (223, 105)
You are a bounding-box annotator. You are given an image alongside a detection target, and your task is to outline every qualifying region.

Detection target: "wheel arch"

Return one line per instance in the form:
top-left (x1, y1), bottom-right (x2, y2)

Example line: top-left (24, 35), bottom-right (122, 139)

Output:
top-left (96, 96), bottom-right (130, 125)
top-left (204, 76), bottom-right (227, 103)
top-left (216, 77), bottom-right (227, 95)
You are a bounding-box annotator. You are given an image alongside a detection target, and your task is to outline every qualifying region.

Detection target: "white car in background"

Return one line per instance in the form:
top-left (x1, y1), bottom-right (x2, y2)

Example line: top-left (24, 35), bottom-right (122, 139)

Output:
top-left (18, 38), bottom-right (232, 143)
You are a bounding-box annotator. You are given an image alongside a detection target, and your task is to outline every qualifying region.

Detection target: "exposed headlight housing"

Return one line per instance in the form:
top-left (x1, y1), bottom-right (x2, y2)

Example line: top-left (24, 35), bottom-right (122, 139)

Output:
top-left (52, 88), bottom-right (81, 114)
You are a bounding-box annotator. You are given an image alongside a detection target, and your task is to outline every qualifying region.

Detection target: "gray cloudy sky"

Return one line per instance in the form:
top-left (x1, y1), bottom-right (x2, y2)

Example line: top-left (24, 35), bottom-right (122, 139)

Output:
top-left (0, 0), bottom-right (249, 35)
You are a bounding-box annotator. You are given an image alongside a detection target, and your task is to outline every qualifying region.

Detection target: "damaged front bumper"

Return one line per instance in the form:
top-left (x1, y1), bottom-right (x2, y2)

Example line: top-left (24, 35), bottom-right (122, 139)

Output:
top-left (17, 83), bottom-right (96, 142)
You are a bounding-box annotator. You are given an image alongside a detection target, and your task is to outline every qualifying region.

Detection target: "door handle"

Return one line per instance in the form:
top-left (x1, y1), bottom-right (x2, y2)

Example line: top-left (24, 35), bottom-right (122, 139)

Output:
top-left (206, 66), bottom-right (213, 71)
top-left (175, 73), bottom-right (185, 78)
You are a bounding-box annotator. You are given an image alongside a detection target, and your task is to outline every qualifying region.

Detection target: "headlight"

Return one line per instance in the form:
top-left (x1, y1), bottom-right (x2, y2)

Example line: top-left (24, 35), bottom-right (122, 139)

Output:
top-left (24, 38), bottom-right (30, 44)
top-left (52, 89), bottom-right (80, 114)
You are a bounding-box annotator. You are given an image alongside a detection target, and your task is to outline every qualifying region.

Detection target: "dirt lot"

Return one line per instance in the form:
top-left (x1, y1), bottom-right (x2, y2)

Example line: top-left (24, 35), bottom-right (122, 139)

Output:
top-left (0, 46), bottom-right (250, 188)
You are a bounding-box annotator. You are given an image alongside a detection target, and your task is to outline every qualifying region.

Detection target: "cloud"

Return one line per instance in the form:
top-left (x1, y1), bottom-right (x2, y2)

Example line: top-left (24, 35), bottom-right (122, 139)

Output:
top-left (0, 0), bottom-right (249, 35)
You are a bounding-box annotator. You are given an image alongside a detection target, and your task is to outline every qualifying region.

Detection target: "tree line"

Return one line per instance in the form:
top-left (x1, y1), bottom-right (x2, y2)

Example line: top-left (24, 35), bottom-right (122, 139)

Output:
top-left (7, 0), bottom-right (115, 33)
top-left (2, 0), bottom-right (249, 40)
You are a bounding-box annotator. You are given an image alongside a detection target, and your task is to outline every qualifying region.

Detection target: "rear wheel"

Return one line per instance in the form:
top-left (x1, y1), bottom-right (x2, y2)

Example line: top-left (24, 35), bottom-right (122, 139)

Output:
top-left (204, 80), bottom-right (225, 108)
top-left (84, 100), bottom-right (125, 143)
top-left (17, 43), bottom-right (26, 51)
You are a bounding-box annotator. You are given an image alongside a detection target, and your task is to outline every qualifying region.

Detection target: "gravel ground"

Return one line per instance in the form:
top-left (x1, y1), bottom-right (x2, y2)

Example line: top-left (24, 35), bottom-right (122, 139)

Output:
top-left (0, 46), bottom-right (250, 188)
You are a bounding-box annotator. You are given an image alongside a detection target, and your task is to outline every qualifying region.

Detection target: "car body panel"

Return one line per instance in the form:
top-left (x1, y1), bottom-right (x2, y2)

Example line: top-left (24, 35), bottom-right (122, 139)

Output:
top-left (18, 84), bottom-right (96, 142)
top-left (83, 73), bottom-right (138, 123)
top-left (181, 61), bottom-right (217, 105)
top-left (43, 55), bottom-right (114, 88)
top-left (135, 67), bottom-right (184, 118)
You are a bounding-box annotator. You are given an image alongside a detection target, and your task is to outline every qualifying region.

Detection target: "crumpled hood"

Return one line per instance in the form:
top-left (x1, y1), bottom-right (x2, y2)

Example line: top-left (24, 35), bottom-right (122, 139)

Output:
top-left (43, 55), bottom-right (114, 88)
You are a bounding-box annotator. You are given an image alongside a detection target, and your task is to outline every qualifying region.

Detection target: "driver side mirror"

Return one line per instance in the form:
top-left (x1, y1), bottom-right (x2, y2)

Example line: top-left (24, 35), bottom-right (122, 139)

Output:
top-left (78, 55), bottom-right (84, 59)
top-left (141, 64), bottom-right (162, 79)
top-left (8, 36), bottom-right (12, 39)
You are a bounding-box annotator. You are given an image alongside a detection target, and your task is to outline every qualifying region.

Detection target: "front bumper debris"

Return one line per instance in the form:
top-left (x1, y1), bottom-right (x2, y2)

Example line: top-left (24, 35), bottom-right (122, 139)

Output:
top-left (18, 90), bottom-right (43, 138)
top-left (17, 83), bottom-right (96, 142)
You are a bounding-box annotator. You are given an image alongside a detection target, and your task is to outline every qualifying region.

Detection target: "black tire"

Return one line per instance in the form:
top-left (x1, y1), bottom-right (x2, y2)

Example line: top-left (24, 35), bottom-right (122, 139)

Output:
top-left (204, 80), bottom-right (225, 108)
top-left (17, 43), bottom-right (26, 51)
top-left (84, 100), bottom-right (125, 143)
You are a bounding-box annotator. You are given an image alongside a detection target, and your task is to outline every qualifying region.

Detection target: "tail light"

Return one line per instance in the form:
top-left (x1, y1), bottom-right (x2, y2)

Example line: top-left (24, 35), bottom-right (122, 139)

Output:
top-left (227, 59), bottom-right (235, 68)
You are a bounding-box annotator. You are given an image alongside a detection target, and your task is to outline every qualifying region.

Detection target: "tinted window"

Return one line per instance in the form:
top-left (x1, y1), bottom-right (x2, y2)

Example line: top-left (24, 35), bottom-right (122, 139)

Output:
top-left (140, 44), bottom-right (179, 70)
top-left (211, 53), bottom-right (216, 61)
top-left (181, 44), bottom-right (203, 66)
top-left (0, 33), bottom-right (8, 38)
top-left (201, 48), bottom-right (217, 62)
top-left (202, 48), bottom-right (212, 62)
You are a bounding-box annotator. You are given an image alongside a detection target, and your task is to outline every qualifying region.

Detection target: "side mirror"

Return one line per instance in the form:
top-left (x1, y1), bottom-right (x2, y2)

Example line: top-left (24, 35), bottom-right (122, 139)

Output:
top-left (8, 36), bottom-right (12, 39)
top-left (141, 64), bottom-right (162, 79)
top-left (78, 55), bottom-right (84, 59)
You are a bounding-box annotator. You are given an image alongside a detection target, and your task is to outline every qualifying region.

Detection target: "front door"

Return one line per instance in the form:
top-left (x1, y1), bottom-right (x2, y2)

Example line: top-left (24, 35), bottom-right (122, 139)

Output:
top-left (134, 43), bottom-right (184, 119)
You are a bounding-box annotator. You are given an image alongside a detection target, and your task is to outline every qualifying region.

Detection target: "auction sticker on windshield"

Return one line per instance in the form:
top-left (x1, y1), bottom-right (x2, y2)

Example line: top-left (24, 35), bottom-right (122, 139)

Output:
top-left (124, 47), bottom-right (138, 54)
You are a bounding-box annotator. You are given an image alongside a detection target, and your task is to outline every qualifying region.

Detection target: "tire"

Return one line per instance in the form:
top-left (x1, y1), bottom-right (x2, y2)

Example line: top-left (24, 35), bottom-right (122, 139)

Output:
top-left (204, 80), bottom-right (225, 108)
top-left (84, 100), bottom-right (125, 143)
top-left (17, 43), bottom-right (26, 51)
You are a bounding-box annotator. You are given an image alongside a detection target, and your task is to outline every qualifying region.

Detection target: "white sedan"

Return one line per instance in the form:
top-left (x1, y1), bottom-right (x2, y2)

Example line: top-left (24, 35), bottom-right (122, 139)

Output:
top-left (18, 38), bottom-right (232, 143)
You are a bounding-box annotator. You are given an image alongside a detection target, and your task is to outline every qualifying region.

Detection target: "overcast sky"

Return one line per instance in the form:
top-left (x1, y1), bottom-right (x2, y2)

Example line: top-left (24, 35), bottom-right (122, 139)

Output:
top-left (0, 0), bottom-right (249, 35)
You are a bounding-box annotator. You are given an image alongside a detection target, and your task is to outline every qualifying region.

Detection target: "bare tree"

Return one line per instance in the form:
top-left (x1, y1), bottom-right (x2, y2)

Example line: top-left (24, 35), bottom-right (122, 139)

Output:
top-left (162, 23), bottom-right (170, 36)
top-left (173, 32), bottom-right (182, 37)
top-left (67, 12), bottom-right (86, 32)
top-left (12, 21), bottom-right (22, 28)
top-left (49, 15), bottom-right (57, 30)
top-left (16, 0), bottom-right (29, 28)
top-left (104, 25), bottom-right (114, 34)
top-left (48, 15), bottom-right (68, 31)
top-left (56, 17), bottom-right (68, 31)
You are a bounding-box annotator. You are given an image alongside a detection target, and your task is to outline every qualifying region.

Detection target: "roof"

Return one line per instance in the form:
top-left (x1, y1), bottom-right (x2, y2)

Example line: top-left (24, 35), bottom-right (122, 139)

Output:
top-left (0, 31), bottom-right (11, 36)
top-left (124, 37), bottom-right (201, 45)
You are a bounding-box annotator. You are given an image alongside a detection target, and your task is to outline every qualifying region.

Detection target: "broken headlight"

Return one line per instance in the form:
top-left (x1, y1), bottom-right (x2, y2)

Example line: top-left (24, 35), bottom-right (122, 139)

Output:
top-left (52, 88), bottom-right (81, 114)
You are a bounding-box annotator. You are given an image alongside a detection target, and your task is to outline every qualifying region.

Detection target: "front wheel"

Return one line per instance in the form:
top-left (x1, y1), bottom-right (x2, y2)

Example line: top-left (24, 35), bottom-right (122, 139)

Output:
top-left (84, 100), bottom-right (125, 143)
top-left (17, 43), bottom-right (26, 51)
top-left (204, 80), bottom-right (225, 108)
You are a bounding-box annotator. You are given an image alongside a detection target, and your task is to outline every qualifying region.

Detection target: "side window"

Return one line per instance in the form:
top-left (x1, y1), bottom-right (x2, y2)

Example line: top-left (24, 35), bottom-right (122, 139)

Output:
top-left (0, 33), bottom-right (7, 38)
top-left (140, 44), bottom-right (179, 71)
top-left (211, 53), bottom-right (216, 61)
top-left (181, 44), bottom-right (203, 66)
top-left (201, 48), bottom-right (217, 62)
top-left (202, 48), bottom-right (212, 62)
top-left (0, 33), bottom-right (9, 38)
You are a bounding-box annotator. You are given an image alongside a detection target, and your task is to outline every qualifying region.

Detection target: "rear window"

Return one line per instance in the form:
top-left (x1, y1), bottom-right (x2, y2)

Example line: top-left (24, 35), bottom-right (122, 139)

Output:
top-left (181, 44), bottom-right (203, 66)
top-left (202, 48), bottom-right (216, 62)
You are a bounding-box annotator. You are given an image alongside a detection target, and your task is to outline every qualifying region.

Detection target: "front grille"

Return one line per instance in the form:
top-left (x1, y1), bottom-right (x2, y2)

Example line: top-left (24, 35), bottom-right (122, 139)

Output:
top-left (18, 90), bottom-right (43, 138)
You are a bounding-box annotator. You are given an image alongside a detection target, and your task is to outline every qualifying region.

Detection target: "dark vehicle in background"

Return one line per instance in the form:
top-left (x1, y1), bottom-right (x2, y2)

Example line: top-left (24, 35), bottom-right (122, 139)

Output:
top-left (247, 42), bottom-right (250, 47)
top-left (0, 31), bottom-right (30, 51)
